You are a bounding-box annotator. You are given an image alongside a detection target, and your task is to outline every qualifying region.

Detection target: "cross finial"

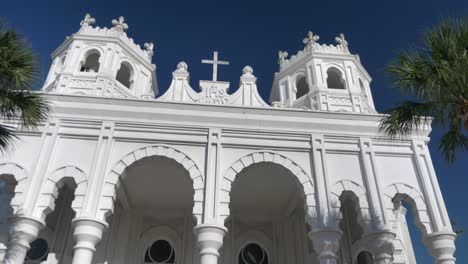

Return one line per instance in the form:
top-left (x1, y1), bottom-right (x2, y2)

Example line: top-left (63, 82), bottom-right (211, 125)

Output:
top-left (80, 13), bottom-right (95, 29)
top-left (144, 42), bottom-right (154, 57)
top-left (202, 51), bottom-right (229, 82)
top-left (112, 16), bottom-right (128, 32)
top-left (303, 31), bottom-right (320, 48)
top-left (335, 33), bottom-right (349, 51)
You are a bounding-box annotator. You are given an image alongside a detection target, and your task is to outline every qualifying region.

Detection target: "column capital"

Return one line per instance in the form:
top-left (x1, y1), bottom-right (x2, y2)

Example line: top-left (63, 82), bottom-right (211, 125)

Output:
top-left (308, 228), bottom-right (342, 264)
top-left (7, 215), bottom-right (45, 248)
top-left (4, 215), bottom-right (45, 264)
top-left (424, 231), bottom-right (457, 264)
top-left (364, 231), bottom-right (396, 264)
top-left (72, 217), bottom-right (108, 252)
top-left (194, 224), bottom-right (227, 256)
top-left (194, 223), bottom-right (227, 264)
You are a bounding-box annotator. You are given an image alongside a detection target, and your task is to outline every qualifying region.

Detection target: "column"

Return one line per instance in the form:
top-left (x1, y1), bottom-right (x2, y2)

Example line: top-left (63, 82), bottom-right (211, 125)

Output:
top-left (424, 231), bottom-right (457, 264)
top-left (71, 217), bottom-right (107, 264)
top-left (4, 216), bottom-right (45, 264)
top-left (366, 231), bottom-right (396, 264)
top-left (194, 224), bottom-right (227, 264)
top-left (309, 229), bottom-right (342, 264)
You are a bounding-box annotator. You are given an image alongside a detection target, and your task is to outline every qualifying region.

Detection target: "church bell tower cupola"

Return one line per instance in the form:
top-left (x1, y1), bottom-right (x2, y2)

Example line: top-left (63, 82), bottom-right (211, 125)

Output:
top-left (270, 31), bottom-right (375, 113)
top-left (42, 13), bottom-right (158, 99)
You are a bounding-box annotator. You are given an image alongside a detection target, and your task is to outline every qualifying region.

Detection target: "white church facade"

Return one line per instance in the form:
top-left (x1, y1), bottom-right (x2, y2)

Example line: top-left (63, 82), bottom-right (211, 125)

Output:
top-left (0, 14), bottom-right (457, 264)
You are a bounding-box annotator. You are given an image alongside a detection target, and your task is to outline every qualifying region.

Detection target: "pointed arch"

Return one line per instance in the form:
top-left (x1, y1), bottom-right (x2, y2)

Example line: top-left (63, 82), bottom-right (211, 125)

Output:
top-left (330, 180), bottom-right (372, 232)
top-left (0, 162), bottom-right (30, 214)
top-left (98, 145), bottom-right (204, 223)
top-left (33, 166), bottom-right (88, 220)
top-left (384, 183), bottom-right (431, 236)
top-left (219, 151), bottom-right (317, 226)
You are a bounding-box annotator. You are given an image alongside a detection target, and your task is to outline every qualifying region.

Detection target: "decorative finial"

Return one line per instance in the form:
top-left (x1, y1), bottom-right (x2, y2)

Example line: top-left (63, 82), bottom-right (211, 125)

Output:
top-left (278, 50), bottom-right (288, 64)
top-left (303, 31), bottom-right (320, 48)
top-left (144, 42), bottom-right (154, 57)
top-left (80, 13), bottom-right (95, 29)
top-left (335, 33), bottom-right (348, 51)
top-left (176, 61), bottom-right (188, 72)
top-left (242, 65), bottom-right (254, 76)
top-left (112, 16), bottom-right (128, 32)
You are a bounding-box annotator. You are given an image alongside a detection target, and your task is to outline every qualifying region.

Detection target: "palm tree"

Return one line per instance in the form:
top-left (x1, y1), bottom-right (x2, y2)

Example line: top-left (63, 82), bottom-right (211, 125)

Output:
top-left (379, 18), bottom-right (468, 163)
top-left (0, 21), bottom-right (50, 151)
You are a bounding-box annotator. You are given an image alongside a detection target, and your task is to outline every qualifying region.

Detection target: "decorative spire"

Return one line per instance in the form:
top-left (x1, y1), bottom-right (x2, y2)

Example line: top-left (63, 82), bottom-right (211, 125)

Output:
top-left (80, 13), bottom-right (95, 29)
top-left (144, 42), bottom-right (154, 57)
top-left (303, 31), bottom-right (320, 48)
top-left (335, 33), bottom-right (349, 51)
top-left (242, 65), bottom-right (254, 77)
top-left (278, 50), bottom-right (288, 64)
top-left (175, 61), bottom-right (188, 73)
top-left (112, 16), bottom-right (128, 33)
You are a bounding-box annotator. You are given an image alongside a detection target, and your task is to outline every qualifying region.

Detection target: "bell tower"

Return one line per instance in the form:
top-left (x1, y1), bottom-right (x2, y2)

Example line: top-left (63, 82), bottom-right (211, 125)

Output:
top-left (42, 13), bottom-right (157, 99)
top-left (270, 32), bottom-right (375, 113)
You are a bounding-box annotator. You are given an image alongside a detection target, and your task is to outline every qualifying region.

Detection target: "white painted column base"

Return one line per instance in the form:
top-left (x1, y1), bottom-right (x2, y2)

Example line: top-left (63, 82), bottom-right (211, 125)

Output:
top-left (71, 217), bottom-right (108, 264)
top-left (4, 216), bottom-right (45, 264)
top-left (194, 224), bottom-right (227, 264)
top-left (424, 231), bottom-right (457, 264)
top-left (309, 229), bottom-right (342, 264)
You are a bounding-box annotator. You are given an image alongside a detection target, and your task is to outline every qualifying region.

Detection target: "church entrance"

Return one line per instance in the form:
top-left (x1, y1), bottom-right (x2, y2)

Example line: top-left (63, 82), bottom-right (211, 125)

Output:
top-left (94, 155), bottom-right (198, 264)
top-left (222, 162), bottom-right (316, 264)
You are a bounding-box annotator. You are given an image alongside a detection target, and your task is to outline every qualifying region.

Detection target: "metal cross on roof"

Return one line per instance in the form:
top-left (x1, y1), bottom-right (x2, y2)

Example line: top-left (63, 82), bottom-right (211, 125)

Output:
top-left (202, 51), bottom-right (229, 82)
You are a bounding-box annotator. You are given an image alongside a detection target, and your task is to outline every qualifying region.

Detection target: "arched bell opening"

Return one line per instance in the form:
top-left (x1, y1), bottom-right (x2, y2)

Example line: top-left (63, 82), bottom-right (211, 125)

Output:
top-left (116, 62), bottom-right (134, 89)
top-left (224, 161), bottom-right (314, 264)
top-left (326, 67), bottom-right (346, 90)
top-left (295, 75), bottom-right (309, 99)
top-left (95, 154), bottom-right (197, 264)
top-left (79, 49), bottom-right (101, 73)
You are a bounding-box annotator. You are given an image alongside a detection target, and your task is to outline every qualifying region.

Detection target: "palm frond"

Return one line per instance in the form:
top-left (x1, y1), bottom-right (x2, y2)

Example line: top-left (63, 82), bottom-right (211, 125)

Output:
top-left (379, 101), bottom-right (443, 137)
top-left (0, 20), bottom-right (37, 91)
top-left (0, 124), bottom-right (16, 151)
top-left (0, 90), bottom-right (50, 129)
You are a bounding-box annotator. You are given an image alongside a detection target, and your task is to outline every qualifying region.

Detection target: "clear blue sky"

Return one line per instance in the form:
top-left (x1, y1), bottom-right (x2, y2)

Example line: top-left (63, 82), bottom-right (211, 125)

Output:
top-left (3, 0), bottom-right (467, 262)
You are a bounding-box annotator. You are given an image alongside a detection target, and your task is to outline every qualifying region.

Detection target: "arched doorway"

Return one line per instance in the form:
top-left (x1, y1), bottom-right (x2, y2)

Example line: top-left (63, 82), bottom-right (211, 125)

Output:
top-left (223, 161), bottom-right (315, 264)
top-left (95, 152), bottom-right (199, 264)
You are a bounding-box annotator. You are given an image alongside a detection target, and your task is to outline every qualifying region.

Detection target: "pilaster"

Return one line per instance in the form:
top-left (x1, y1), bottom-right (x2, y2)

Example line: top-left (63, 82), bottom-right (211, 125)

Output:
top-left (85, 121), bottom-right (115, 218)
top-left (205, 128), bottom-right (222, 224)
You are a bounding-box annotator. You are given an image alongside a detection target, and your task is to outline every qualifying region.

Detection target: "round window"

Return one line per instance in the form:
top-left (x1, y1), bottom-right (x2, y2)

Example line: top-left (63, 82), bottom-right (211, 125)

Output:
top-left (239, 243), bottom-right (268, 264)
top-left (144, 240), bottom-right (175, 263)
top-left (26, 238), bottom-right (49, 261)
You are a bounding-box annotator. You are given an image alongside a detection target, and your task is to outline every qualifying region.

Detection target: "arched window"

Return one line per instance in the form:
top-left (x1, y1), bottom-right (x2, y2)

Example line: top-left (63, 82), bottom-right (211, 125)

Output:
top-left (295, 76), bottom-right (309, 99)
top-left (239, 243), bottom-right (268, 264)
top-left (357, 251), bottom-right (374, 264)
top-left (80, 51), bottom-right (100, 73)
top-left (116, 62), bottom-right (133, 89)
top-left (359, 79), bottom-right (368, 98)
top-left (326, 67), bottom-right (346, 89)
top-left (26, 238), bottom-right (49, 262)
top-left (144, 240), bottom-right (175, 263)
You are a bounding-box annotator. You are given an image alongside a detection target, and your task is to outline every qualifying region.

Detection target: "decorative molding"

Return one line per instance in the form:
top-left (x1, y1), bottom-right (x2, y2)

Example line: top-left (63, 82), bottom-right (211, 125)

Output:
top-left (219, 151), bottom-right (317, 226)
top-left (33, 166), bottom-right (88, 220)
top-left (330, 180), bottom-right (372, 232)
top-left (384, 183), bottom-right (432, 235)
top-left (0, 162), bottom-right (30, 215)
top-left (98, 144), bottom-right (204, 223)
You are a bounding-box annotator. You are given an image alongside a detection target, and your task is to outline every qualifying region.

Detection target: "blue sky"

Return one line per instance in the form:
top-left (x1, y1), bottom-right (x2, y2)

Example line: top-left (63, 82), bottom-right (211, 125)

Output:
top-left (3, 0), bottom-right (468, 262)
